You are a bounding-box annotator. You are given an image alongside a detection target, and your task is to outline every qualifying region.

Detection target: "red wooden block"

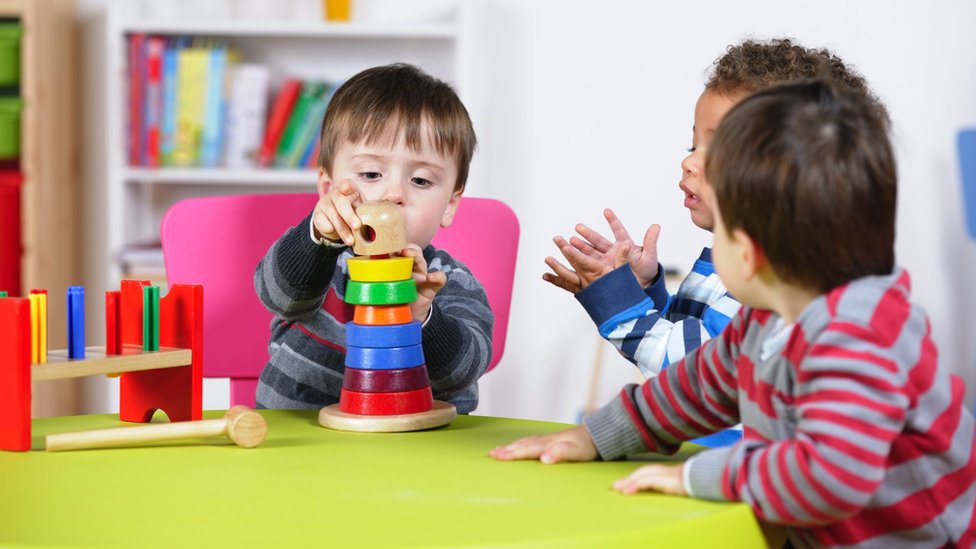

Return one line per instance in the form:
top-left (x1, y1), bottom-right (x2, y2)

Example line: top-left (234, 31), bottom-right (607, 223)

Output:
top-left (339, 387), bottom-right (433, 416)
top-left (119, 280), bottom-right (203, 424)
top-left (343, 365), bottom-right (430, 393)
top-left (0, 298), bottom-right (31, 451)
top-left (105, 290), bottom-right (121, 355)
top-left (353, 304), bottom-right (412, 326)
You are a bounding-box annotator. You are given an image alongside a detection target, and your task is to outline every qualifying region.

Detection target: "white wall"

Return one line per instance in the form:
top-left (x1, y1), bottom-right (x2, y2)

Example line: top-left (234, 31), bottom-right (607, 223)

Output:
top-left (75, 0), bottom-right (976, 422)
top-left (471, 0), bottom-right (976, 422)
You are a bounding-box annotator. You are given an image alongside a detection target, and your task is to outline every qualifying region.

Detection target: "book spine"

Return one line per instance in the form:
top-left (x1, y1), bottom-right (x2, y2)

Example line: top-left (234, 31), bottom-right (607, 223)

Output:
top-left (159, 38), bottom-right (180, 166)
top-left (144, 36), bottom-right (165, 168)
top-left (274, 81), bottom-right (325, 168)
top-left (256, 79), bottom-right (302, 167)
top-left (224, 64), bottom-right (271, 168)
top-left (199, 45), bottom-right (227, 167)
top-left (126, 33), bottom-right (145, 166)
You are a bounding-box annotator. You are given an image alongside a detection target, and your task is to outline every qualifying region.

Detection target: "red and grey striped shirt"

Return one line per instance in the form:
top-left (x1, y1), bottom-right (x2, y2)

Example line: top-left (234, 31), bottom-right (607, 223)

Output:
top-left (584, 268), bottom-right (976, 547)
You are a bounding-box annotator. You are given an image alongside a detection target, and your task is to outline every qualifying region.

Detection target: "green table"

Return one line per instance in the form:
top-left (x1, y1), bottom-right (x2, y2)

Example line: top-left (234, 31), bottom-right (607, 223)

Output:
top-left (0, 410), bottom-right (764, 548)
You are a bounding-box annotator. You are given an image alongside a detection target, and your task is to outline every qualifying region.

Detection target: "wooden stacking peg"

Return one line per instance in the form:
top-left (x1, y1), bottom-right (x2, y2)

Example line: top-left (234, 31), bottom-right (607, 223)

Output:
top-left (352, 201), bottom-right (406, 256)
top-left (45, 406), bottom-right (267, 451)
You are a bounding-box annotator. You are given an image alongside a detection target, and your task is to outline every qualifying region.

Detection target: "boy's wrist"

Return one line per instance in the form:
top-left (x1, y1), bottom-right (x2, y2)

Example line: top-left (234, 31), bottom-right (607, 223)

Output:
top-left (309, 216), bottom-right (346, 248)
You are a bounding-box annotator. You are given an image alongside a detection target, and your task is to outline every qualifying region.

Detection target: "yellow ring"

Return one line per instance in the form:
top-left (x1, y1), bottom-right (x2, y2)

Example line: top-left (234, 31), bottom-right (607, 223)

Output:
top-left (347, 256), bottom-right (414, 282)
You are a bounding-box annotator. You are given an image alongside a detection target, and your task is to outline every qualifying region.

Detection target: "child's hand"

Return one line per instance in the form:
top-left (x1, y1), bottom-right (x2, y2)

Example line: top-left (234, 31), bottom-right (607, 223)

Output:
top-left (543, 235), bottom-right (620, 291)
top-left (582, 209), bottom-right (661, 288)
top-left (313, 180), bottom-right (363, 246)
top-left (489, 426), bottom-right (598, 464)
top-left (611, 463), bottom-right (687, 496)
top-left (400, 245), bottom-right (445, 322)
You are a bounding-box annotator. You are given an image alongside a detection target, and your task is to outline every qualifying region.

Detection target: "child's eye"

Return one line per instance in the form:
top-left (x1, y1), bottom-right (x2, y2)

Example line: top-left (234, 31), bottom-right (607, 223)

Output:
top-left (411, 177), bottom-right (433, 187)
top-left (360, 172), bottom-right (382, 181)
top-left (686, 146), bottom-right (697, 153)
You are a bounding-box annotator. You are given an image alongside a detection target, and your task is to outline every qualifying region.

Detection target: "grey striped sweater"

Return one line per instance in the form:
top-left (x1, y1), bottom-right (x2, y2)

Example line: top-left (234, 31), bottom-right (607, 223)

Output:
top-left (254, 214), bottom-right (493, 413)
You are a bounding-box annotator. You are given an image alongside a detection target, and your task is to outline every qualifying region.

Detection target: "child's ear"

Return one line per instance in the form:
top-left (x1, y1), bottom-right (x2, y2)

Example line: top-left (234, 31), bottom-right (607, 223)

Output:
top-left (733, 228), bottom-right (765, 280)
top-left (316, 168), bottom-right (333, 197)
top-left (440, 190), bottom-right (463, 228)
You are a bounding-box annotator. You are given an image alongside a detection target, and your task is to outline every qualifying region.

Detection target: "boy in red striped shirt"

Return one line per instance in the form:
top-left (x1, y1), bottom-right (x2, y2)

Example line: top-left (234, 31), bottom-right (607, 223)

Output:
top-left (491, 80), bottom-right (976, 548)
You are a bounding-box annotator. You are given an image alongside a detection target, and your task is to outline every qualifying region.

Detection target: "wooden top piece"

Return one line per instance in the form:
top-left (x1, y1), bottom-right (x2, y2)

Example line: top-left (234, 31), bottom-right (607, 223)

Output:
top-left (353, 201), bottom-right (406, 256)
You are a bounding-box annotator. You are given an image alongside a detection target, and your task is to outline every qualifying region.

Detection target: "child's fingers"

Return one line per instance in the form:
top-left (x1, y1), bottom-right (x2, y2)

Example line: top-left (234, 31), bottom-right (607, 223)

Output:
top-left (544, 256), bottom-right (581, 286)
top-left (641, 224), bottom-right (661, 252)
top-left (604, 208), bottom-right (634, 243)
top-left (542, 271), bottom-right (581, 294)
top-left (574, 224), bottom-right (612, 255)
top-left (612, 465), bottom-right (684, 496)
top-left (425, 271), bottom-right (447, 291)
top-left (323, 207), bottom-right (355, 246)
top-left (489, 437), bottom-right (550, 461)
top-left (568, 235), bottom-right (602, 260)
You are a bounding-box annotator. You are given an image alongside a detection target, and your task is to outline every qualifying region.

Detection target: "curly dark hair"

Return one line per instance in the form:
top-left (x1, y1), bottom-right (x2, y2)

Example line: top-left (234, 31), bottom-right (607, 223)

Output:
top-left (707, 38), bottom-right (870, 97)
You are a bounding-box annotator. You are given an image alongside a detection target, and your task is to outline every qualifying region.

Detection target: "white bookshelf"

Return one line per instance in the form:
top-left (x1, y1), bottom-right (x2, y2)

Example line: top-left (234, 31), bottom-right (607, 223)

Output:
top-left (79, 0), bottom-right (486, 412)
top-left (82, 0), bottom-right (485, 291)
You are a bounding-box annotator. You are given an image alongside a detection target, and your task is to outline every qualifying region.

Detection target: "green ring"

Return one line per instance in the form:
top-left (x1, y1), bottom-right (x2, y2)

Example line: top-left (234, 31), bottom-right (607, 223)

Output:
top-left (345, 280), bottom-right (418, 305)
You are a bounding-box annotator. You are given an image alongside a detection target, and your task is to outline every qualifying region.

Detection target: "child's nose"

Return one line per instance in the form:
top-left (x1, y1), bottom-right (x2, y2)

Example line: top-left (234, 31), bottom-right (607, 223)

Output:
top-left (681, 152), bottom-right (700, 177)
top-left (382, 179), bottom-right (406, 204)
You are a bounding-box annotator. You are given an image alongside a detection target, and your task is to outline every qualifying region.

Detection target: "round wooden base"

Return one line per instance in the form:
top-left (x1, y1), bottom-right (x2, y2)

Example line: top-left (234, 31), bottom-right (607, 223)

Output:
top-left (319, 400), bottom-right (456, 433)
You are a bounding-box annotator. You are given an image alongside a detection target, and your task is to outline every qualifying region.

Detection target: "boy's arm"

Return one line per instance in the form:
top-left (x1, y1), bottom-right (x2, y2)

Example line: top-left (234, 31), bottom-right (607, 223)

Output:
top-left (420, 247), bottom-right (493, 412)
top-left (576, 257), bottom-right (740, 377)
top-left (683, 319), bottom-right (913, 526)
top-left (583, 312), bottom-right (745, 458)
top-left (254, 213), bottom-right (345, 320)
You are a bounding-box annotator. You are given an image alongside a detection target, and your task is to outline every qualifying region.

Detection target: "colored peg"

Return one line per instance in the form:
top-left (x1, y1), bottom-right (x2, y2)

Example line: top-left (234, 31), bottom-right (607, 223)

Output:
top-left (105, 290), bottom-right (121, 355)
top-left (28, 290), bottom-right (47, 364)
top-left (46, 406), bottom-right (267, 451)
top-left (143, 285), bottom-right (160, 351)
top-left (67, 286), bottom-right (85, 359)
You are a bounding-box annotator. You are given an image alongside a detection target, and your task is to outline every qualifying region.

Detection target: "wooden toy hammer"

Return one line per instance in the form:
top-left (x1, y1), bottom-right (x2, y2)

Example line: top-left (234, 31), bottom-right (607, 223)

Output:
top-left (45, 406), bottom-right (267, 451)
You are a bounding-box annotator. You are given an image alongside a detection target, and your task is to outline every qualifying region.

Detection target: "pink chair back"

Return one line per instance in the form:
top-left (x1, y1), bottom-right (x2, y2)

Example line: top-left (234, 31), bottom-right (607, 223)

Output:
top-left (161, 194), bottom-right (518, 407)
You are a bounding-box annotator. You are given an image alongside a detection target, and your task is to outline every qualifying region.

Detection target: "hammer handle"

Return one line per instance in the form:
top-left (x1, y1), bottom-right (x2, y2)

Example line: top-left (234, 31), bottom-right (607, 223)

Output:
top-left (46, 419), bottom-right (228, 451)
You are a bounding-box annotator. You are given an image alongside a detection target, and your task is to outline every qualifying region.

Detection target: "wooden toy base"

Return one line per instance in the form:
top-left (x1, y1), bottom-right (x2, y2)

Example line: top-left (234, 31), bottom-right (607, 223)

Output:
top-left (318, 400), bottom-right (456, 433)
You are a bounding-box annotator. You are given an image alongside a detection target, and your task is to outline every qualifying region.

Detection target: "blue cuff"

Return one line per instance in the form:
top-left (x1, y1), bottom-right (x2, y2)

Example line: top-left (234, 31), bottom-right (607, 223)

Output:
top-left (576, 266), bottom-right (654, 334)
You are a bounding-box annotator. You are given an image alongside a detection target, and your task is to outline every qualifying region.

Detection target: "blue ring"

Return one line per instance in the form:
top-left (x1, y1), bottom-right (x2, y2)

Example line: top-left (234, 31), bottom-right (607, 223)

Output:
top-left (345, 344), bottom-right (425, 370)
top-left (345, 321), bottom-right (422, 348)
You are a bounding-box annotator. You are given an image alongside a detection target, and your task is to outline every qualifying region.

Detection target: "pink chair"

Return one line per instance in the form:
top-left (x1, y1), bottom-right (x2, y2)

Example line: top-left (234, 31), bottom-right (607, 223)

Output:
top-left (161, 193), bottom-right (519, 407)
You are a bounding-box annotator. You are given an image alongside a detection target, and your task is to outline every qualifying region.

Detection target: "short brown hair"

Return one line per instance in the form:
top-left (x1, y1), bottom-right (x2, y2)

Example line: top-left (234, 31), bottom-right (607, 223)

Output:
top-left (318, 63), bottom-right (477, 192)
top-left (706, 79), bottom-right (896, 293)
top-left (706, 38), bottom-right (880, 110)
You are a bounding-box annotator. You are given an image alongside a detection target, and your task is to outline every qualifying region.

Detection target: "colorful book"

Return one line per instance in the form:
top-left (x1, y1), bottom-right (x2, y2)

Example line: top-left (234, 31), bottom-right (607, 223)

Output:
top-left (274, 81), bottom-right (326, 168)
top-left (224, 63), bottom-right (270, 167)
top-left (283, 84), bottom-right (332, 168)
top-left (172, 43), bottom-right (208, 166)
top-left (257, 79), bottom-right (301, 167)
top-left (126, 33), bottom-right (145, 166)
top-left (143, 36), bottom-right (166, 167)
top-left (199, 44), bottom-right (227, 167)
top-left (159, 37), bottom-right (182, 166)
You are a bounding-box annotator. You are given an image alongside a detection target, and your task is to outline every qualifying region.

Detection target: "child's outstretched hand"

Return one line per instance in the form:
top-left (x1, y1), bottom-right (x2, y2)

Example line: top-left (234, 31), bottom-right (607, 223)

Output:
top-left (400, 244), bottom-right (446, 322)
top-left (488, 426), bottom-right (598, 464)
top-left (611, 463), bottom-right (687, 496)
top-left (542, 209), bottom-right (662, 293)
top-left (313, 180), bottom-right (364, 246)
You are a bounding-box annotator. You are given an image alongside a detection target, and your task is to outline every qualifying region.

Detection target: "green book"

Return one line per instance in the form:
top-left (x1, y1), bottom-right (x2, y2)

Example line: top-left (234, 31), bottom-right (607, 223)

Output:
top-left (282, 84), bottom-right (333, 168)
top-left (274, 81), bottom-right (325, 167)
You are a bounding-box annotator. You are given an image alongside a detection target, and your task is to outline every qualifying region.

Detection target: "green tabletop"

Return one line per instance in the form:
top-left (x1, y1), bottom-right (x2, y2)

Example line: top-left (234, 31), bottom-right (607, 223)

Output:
top-left (0, 410), bottom-right (764, 548)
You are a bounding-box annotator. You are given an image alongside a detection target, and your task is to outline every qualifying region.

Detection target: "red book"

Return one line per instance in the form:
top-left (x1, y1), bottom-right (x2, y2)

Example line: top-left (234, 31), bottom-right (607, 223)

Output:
top-left (257, 79), bottom-right (301, 167)
top-left (144, 37), bottom-right (165, 168)
top-left (127, 34), bottom-right (146, 166)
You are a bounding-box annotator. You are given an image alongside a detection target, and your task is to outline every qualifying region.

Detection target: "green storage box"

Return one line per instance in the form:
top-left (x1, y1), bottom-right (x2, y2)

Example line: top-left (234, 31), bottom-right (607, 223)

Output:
top-left (0, 97), bottom-right (21, 159)
top-left (0, 24), bottom-right (21, 87)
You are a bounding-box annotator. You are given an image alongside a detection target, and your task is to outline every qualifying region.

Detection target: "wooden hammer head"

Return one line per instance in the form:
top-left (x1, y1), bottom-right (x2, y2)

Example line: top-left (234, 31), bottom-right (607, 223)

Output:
top-left (224, 406), bottom-right (268, 448)
top-left (352, 201), bottom-right (406, 256)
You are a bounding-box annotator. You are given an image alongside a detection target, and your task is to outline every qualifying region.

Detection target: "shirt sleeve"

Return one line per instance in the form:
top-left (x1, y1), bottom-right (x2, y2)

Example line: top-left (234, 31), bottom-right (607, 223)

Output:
top-left (576, 264), bottom-right (740, 378)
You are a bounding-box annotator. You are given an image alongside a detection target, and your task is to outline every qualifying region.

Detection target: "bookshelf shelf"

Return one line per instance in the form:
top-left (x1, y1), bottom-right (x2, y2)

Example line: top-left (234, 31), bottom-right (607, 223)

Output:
top-left (124, 167), bottom-right (317, 186)
top-left (118, 20), bottom-right (458, 40)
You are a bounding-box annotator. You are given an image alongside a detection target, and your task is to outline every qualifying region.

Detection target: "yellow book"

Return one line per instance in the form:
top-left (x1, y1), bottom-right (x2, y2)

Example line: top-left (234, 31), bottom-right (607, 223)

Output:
top-left (173, 46), bottom-right (208, 166)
